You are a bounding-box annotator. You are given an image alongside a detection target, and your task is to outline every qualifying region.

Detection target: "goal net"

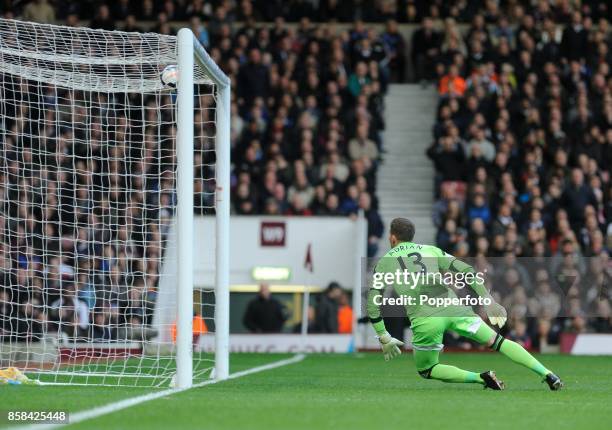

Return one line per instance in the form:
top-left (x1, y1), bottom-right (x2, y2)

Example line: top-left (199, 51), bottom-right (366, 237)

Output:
top-left (0, 19), bottom-right (230, 388)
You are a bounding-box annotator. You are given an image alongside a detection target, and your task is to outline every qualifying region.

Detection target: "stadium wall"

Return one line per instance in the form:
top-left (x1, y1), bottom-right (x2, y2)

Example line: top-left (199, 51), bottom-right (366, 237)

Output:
top-left (560, 333), bottom-right (612, 355)
top-left (197, 334), bottom-right (354, 353)
top-left (153, 215), bottom-right (367, 343)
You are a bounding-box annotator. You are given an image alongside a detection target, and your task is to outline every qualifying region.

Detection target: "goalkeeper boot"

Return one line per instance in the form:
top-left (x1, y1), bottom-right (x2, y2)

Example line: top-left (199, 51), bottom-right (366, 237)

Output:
top-left (543, 372), bottom-right (563, 391)
top-left (480, 371), bottom-right (505, 390)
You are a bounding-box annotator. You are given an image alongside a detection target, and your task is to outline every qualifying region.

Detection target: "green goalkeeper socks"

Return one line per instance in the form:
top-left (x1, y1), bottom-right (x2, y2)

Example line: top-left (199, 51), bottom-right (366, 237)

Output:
top-left (429, 364), bottom-right (484, 384)
top-left (425, 339), bottom-right (549, 384)
top-left (474, 321), bottom-right (550, 378)
top-left (497, 339), bottom-right (549, 377)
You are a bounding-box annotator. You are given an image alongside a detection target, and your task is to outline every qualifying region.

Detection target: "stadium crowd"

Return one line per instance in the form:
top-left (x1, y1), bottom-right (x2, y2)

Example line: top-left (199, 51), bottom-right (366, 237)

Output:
top-left (0, 0), bottom-right (397, 342)
top-left (424, 2), bottom-right (612, 347)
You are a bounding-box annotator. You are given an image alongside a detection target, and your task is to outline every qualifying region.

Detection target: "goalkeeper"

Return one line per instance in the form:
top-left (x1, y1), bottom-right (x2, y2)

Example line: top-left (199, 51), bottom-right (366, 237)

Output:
top-left (368, 218), bottom-right (562, 390)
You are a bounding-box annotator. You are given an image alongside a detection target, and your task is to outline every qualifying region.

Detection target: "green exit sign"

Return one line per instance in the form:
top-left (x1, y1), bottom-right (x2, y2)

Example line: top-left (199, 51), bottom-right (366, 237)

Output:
top-left (251, 266), bottom-right (291, 281)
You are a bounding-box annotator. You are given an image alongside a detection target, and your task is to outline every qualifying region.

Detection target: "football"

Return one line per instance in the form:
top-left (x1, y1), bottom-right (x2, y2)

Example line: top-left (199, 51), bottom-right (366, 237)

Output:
top-left (160, 64), bottom-right (178, 88)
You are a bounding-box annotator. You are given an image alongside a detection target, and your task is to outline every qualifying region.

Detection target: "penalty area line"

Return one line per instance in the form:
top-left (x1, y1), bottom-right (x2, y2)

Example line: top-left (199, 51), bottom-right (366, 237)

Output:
top-left (11, 354), bottom-right (306, 430)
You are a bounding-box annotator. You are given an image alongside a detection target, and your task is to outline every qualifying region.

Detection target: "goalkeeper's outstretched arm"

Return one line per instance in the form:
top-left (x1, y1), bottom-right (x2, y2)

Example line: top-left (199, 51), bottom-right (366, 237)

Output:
top-left (367, 285), bottom-right (404, 360)
top-left (367, 287), bottom-right (387, 335)
top-left (446, 258), bottom-right (491, 299)
top-left (446, 256), bottom-right (507, 328)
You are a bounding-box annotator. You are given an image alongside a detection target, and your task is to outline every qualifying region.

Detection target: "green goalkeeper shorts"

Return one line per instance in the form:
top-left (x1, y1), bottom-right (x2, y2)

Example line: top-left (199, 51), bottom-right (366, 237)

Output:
top-left (410, 314), bottom-right (486, 351)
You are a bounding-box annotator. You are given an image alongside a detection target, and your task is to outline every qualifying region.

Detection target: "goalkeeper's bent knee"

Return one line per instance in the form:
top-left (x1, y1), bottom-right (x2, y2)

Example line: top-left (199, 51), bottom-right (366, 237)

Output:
top-left (489, 333), bottom-right (505, 351)
top-left (418, 364), bottom-right (437, 379)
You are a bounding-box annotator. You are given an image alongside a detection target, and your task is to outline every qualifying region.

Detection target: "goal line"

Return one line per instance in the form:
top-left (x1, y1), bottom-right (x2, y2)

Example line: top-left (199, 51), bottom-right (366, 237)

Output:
top-left (10, 354), bottom-right (305, 430)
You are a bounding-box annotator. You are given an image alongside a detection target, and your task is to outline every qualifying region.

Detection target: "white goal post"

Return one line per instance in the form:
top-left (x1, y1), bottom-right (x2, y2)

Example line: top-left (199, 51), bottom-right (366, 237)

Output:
top-left (175, 28), bottom-right (230, 388)
top-left (0, 19), bottom-right (230, 388)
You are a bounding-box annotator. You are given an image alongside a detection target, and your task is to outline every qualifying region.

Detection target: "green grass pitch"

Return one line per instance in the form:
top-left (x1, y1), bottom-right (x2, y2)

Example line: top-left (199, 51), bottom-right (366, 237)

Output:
top-left (2, 353), bottom-right (611, 430)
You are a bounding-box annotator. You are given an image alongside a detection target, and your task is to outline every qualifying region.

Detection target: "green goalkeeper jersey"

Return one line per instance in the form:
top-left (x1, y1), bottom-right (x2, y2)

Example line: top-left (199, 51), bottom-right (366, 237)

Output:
top-left (367, 241), bottom-right (489, 333)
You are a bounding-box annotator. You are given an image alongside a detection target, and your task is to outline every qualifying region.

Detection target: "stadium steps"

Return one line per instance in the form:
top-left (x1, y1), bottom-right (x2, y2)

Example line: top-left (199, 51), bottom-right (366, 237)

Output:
top-left (376, 84), bottom-right (437, 254)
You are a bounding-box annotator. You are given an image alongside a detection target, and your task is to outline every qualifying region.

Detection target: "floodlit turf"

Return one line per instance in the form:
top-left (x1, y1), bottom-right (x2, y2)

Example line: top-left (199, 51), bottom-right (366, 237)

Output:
top-left (3, 353), bottom-right (611, 430)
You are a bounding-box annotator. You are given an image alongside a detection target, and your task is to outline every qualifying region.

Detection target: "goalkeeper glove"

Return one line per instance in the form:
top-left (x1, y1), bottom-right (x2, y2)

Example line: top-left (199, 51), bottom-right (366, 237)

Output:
top-left (378, 332), bottom-right (404, 361)
top-left (485, 302), bottom-right (507, 328)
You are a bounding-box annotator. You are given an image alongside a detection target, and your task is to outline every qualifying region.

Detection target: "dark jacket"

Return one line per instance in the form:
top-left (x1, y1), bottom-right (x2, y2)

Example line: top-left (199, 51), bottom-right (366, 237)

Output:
top-left (237, 62), bottom-right (270, 105)
top-left (243, 296), bottom-right (286, 333)
top-left (313, 294), bottom-right (338, 333)
top-left (427, 144), bottom-right (466, 181)
top-left (561, 25), bottom-right (588, 61)
top-left (560, 184), bottom-right (597, 227)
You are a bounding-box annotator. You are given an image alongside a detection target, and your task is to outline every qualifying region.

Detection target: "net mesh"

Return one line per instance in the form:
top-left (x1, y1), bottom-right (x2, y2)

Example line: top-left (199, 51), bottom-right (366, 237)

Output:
top-left (0, 18), bottom-right (218, 387)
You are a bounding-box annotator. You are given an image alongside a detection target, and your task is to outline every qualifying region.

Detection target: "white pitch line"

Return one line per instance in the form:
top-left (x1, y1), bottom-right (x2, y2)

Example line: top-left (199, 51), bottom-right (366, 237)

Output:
top-left (10, 354), bottom-right (305, 430)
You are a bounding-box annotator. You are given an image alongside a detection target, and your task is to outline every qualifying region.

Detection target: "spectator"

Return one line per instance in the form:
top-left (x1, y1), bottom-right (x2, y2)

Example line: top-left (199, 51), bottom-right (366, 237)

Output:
top-left (237, 49), bottom-right (269, 106)
top-left (381, 20), bottom-right (406, 82)
top-left (591, 300), bottom-right (612, 333)
top-left (293, 305), bottom-right (316, 333)
top-left (16, 296), bottom-right (46, 341)
top-left (22, 0), bottom-right (55, 23)
top-left (189, 15), bottom-right (210, 48)
top-left (337, 290), bottom-right (353, 334)
top-left (348, 62), bottom-right (371, 98)
top-left (359, 192), bottom-right (384, 257)
top-left (532, 318), bottom-right (561, 350)
top-left (426, 135), bottom-right (466, 182)
top-left (561, 11), bottom-right (589, 61)
top-left (122, 15), bottom-right (143, 32)
top-left (466, 127), bottom-right (495, 162)
top-left (348, 123), bottom-right (379, 162)
top-left (411, 17), bottom-right (441, 82)
top-left (112, 0), bottom-right (133, 20)
top-left (560, 169), bottom-right (598, 232)
top-left (171, 311), bottom-right (209, 347)
top-left (313, 282), bottom-right (342, 333)
top-left (528, 274), bottom-right (561, 318)
top-left (340, 185), bottom-right (360, 215)
top-left (438, 64), bottom-right (467, 97)
top-left (437, 219), bottom-right (461, 253)
top-left (242, 284), bottom-right (287, 333)
top-left (507, 319), bottom-right (532, 349)
top-left (467, 193), bottom-right (491, 226)
top-left (49, 283), bottom-right (89, 334)
top-left (89, 4), bottom-right (115, 30)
